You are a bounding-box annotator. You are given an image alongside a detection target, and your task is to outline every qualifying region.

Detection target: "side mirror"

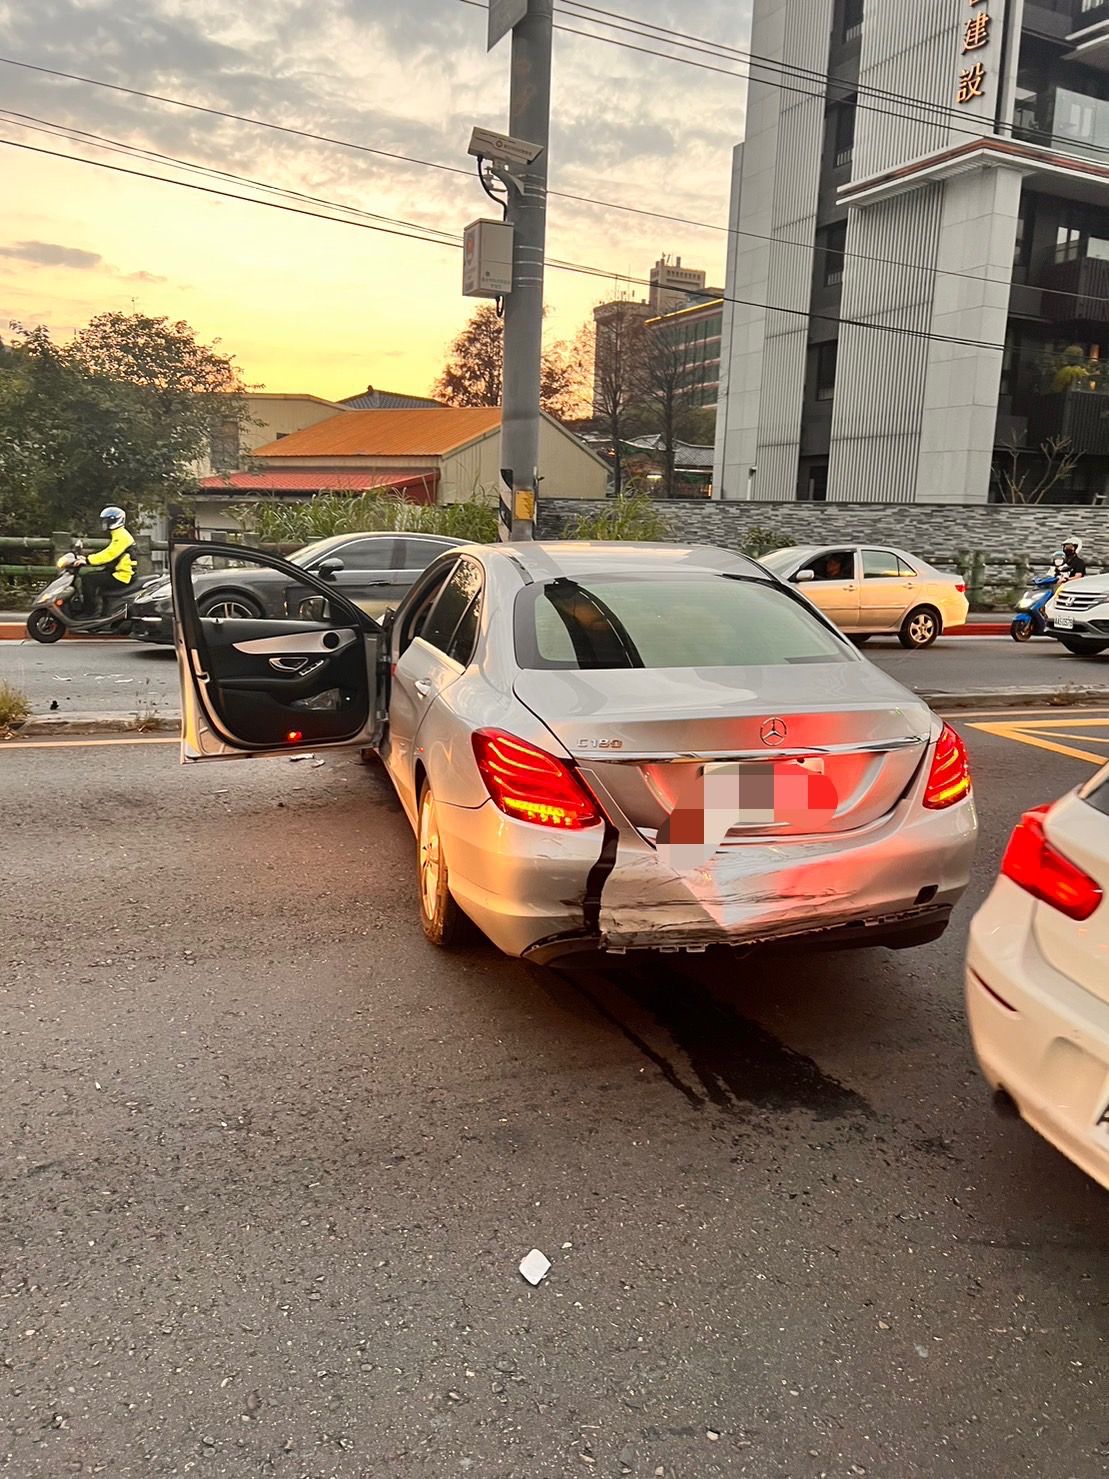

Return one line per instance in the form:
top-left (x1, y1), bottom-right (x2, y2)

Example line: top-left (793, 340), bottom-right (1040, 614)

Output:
top-left (794, 569), bottom-right (816, 584)
top-left (297, 595), bottom-right (331, 622)
top-left (315, 556), bottom-right (345, 580)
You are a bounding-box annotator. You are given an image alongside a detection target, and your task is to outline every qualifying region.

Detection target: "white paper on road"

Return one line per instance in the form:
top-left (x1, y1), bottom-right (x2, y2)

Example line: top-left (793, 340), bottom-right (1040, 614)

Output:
top-left (519, 1249), bottom-right (551, 1285)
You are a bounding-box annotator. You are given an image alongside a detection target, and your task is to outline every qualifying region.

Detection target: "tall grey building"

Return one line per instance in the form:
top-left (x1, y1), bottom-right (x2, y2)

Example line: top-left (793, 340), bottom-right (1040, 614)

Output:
top-left (714, 0), bottom-right (1109, 505)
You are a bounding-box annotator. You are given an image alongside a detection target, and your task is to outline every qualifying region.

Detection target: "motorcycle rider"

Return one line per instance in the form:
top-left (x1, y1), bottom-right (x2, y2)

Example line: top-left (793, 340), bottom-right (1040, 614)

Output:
top-left (1060, 537), bottom-right (1087, 579)
top-left (76, 506), bottom-right (137, 617)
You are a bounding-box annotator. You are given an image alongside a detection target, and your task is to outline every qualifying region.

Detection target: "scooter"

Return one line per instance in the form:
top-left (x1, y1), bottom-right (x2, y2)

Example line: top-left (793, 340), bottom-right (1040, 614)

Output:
top-left (25, 543), bottom-right (156, 644)
top-left (1010, 556), bottom-right (1067, 643)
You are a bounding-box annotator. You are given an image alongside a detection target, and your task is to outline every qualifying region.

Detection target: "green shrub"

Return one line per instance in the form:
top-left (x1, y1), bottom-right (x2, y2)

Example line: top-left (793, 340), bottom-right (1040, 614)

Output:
top-left (0, 680), bottom-right (30, 732)
top-left (738, 524), bottom-right (782, 559)
top-left (567, 490), bottom-right (674, 542)
top-left (233, 490), bottom-right (497, 545)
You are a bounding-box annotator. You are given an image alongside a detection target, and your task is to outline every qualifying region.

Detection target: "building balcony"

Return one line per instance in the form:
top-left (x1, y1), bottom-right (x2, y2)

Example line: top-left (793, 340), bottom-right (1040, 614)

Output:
top-left (1026, 385), bottom-right (1109, 453)
top-left (1038, 253), bottom-right (1109, 320)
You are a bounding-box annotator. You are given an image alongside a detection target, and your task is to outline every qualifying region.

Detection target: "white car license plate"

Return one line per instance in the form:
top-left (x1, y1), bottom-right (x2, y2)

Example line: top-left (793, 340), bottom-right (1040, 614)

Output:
top-left (1054, 613), bottom-right (1074, 630)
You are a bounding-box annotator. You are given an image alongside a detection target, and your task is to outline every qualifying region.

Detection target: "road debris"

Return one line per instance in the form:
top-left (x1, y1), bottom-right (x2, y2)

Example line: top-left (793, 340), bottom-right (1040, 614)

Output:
top-left (519, 1249), bottom-right (551, 1285)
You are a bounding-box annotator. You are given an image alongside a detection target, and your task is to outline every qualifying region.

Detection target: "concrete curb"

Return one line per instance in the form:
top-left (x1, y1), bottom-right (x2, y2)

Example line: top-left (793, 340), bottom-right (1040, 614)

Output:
top-left (918, 686), bottom-right (1107, 712)
top-left (11, 711), bottom-right (181, 736)
top-left (0, 623), bottom-right (125, 641)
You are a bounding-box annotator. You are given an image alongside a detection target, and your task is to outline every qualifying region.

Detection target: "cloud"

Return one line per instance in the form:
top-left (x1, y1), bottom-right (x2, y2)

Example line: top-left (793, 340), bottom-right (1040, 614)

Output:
top-left (0, 239), bottom-right (169, 286)
top-left (0, 240), bottom-right (103, 269)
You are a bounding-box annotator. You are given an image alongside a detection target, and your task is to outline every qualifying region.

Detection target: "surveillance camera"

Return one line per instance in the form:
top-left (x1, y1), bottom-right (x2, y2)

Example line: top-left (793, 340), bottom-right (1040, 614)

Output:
top-left (467, 126), bottom-right (544, 169)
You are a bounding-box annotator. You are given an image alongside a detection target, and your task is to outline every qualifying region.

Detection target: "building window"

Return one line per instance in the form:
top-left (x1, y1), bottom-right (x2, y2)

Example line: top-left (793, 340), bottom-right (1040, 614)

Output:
top-left (1055, 211), bottom-right (1109, 264)
top-left (819, 220), bottom-right (848, 287)
top-left (209, 417), bottom-right (240, 473)
top-left (815, 341), bottom-right (838, 401)
top-left (842, 0), bottom-right (863, 41)
top-left (1012, 193), bottom-right (1034, 281)
top-left (804, 463), bottom-right (829, 501)
top-left (1056, 225), bottom-right (1082, 263)
top-left (833, 98), bottom-right (857, 168)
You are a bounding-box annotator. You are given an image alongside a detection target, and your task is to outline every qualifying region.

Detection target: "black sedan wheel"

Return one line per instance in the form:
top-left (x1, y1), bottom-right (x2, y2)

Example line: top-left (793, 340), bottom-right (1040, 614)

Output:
top-left (197, 593), bottom-right (263, 620)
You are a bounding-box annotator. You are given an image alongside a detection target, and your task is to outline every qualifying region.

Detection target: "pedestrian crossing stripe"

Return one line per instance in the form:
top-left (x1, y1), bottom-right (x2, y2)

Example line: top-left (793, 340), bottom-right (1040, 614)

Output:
top-left (968, 716), bottom-right (1109, 767)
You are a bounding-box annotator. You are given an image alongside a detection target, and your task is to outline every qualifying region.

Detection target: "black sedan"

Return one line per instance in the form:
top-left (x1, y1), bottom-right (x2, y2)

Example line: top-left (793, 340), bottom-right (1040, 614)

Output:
top-left (129, 531), bottom-right (466, 644)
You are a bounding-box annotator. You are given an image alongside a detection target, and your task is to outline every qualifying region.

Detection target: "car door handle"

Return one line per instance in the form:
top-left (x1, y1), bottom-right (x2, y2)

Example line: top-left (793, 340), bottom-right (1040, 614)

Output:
top-left (414, 678), bottom-right (433, 698)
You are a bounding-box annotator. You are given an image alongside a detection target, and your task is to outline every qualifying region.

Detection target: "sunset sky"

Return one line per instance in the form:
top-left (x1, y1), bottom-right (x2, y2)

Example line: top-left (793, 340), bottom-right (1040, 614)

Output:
top-left (0, 0), bottom-right (751, 401)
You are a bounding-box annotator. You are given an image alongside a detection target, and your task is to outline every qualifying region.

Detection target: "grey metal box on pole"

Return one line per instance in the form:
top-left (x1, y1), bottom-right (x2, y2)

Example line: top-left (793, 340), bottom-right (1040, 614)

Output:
top-left (462, 220), bottom-right (515, 299)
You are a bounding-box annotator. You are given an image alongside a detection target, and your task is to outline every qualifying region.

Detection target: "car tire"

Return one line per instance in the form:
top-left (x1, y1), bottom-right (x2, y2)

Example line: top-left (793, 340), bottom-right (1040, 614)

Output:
top-left (1058, 637), bottom-right (1109, 658)
top-left (417, 782), bottom-right (466, 948)
top-left (27, 609), bottom-right (65, 643)
top-left (898, 606), bottom-right (941, 650)
top-left (197, 592), bottom-right (263, 620)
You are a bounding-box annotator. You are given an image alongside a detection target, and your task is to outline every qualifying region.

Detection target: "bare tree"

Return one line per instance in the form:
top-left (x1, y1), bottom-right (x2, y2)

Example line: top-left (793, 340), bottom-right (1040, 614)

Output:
top-left (993, 433), bottom-right (1081, 504)
top-left (432, 305), bottom-right (581, 420)
top-left (641, 324), bottom-right (701, 498)
top-left (588, 302), bottom-right (648, 497)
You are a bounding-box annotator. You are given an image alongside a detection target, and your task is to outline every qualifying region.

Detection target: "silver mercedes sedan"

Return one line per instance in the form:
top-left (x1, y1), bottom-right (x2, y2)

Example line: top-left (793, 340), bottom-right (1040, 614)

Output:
top-left (171, 540), bottom-right (978, 963)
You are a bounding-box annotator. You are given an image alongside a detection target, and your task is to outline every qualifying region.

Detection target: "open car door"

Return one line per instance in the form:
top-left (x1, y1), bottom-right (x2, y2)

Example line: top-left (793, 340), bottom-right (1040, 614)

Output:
top-left (171, 543), bottom-right (386, 762)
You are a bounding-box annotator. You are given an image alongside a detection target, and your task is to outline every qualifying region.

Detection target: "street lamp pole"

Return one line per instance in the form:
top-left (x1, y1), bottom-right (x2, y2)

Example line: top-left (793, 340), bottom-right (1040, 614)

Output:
top-left (499, 0), bottom-right (552, 541)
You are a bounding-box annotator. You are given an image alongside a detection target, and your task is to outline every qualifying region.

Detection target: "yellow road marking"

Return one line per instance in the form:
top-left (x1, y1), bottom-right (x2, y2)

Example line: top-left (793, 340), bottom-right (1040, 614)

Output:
top-left (949, 708), bottom-right (1109, 722)
top-left (1, 735), bottom-right (178, 751)
top-left (968, 719), bottom-right (1109, 767)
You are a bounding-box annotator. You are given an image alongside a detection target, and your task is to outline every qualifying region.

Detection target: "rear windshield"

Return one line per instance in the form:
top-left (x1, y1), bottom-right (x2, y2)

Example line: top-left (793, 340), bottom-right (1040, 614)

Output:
top-left (1084, 770), bottom-right (1109, 819)
top-left (514, 574), bottom-right (852, 670)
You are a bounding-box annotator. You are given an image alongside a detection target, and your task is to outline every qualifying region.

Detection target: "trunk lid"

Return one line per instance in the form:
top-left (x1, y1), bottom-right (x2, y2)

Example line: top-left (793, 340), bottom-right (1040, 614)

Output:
top-left (514, 662), bottom-right (932, 838)
top-left (1033, 787), bottom-right (1109, 1005)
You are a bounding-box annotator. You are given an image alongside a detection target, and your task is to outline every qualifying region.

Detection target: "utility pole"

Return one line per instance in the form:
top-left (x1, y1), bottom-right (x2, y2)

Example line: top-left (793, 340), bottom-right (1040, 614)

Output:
top-left (498, 0), bottom-right (552, 541)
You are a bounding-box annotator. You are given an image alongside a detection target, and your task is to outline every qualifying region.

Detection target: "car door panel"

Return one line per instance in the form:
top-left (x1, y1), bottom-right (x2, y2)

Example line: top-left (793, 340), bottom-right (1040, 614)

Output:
top-left (860, 549), bottom-right (911, 630)
top-left (172, 543), bottom-right (385, 762)
top-left (793, 549), bottom-right (860, 630)
top-left (384, 557), bottom-right (483, 817)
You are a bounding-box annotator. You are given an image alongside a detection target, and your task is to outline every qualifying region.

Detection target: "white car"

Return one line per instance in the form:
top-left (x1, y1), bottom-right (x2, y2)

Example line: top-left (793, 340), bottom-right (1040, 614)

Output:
top-left (967, 766), bottom-right (1109, 1189)
top-left (759, 545), bottom-right (969, 648)
top-left (170, 540), bottom-right (977, 963)
top-left (1045, 573), bottom-right (1109, 658)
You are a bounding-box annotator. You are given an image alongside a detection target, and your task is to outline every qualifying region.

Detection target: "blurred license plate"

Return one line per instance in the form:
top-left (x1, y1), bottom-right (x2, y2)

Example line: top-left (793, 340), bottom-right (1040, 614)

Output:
top-left (1055, 614), bottom-right (1075, 630)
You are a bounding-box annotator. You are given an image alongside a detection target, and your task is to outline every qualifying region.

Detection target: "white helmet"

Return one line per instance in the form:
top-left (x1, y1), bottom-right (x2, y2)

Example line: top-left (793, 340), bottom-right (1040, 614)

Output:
top-left (1063, 536), bottom-right (1082, 553)
top-left (99, 505), bottom-right (126, 531)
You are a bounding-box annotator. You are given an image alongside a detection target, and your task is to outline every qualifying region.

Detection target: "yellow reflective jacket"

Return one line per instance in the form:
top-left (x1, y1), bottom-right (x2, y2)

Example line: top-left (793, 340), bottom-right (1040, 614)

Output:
top-left (87, 526), bottom-right (136, 584)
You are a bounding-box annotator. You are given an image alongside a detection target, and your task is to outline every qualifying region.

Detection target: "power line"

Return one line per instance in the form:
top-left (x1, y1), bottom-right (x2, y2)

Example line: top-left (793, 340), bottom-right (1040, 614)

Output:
top-left (4, 59), bottom-right (1106, 309)
top-left (0, 136), bottom-right (462, 251)
top-left (459, 0), bottom-right (1109, 161)
top-left (0, 134), bottom-right (1010, 352)
top-left (0, 108), bottom-right (462, 245)
top-left (559, 0), bottom-right (1059, 147)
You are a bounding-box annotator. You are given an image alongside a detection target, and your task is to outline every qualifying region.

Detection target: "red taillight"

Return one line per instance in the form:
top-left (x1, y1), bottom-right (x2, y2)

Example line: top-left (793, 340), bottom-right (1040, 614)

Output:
top-left (1000, 806), bottom-right (1103, 921)
top-left (955, 582), bottom-right (967, 595)
top-left (923, 724), bottom-right (972, 810)
top-left (472, 729), bottom-right (602, 830)
top-left (285, 729), bottom-right (303, 744)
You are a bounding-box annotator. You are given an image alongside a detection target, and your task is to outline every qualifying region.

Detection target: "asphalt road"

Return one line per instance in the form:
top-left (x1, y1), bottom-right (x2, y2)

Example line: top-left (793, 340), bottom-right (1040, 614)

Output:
top-left (1, 720), bottom-right (1105, 1477)
top-left (1, 636), bottom-right (1105, 719)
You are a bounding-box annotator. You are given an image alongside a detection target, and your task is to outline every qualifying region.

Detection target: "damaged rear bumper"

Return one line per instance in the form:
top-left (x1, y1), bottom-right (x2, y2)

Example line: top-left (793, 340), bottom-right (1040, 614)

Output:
top-left (523, 902), bottom-right (954, 966)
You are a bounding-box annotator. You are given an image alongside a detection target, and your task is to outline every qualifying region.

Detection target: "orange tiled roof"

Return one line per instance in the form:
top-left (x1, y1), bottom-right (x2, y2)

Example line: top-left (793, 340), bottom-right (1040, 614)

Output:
top-left (252, 407), bottom-right (501, 458)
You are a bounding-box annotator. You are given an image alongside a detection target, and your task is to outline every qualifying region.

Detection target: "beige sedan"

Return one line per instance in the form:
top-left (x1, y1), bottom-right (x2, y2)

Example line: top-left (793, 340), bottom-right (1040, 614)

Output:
top-left (760, 545), bottom-right (969, 648)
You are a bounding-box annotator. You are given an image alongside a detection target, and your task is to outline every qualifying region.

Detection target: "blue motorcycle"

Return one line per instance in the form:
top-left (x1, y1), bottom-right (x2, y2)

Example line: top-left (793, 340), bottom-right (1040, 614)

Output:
top-left (1010, 563), bottom-right (1065, 642)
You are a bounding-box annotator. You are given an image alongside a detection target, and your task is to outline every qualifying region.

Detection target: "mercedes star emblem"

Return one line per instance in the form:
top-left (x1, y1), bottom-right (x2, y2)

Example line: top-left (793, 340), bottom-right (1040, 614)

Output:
top-left (760, 718), bottom-right (787, 747)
